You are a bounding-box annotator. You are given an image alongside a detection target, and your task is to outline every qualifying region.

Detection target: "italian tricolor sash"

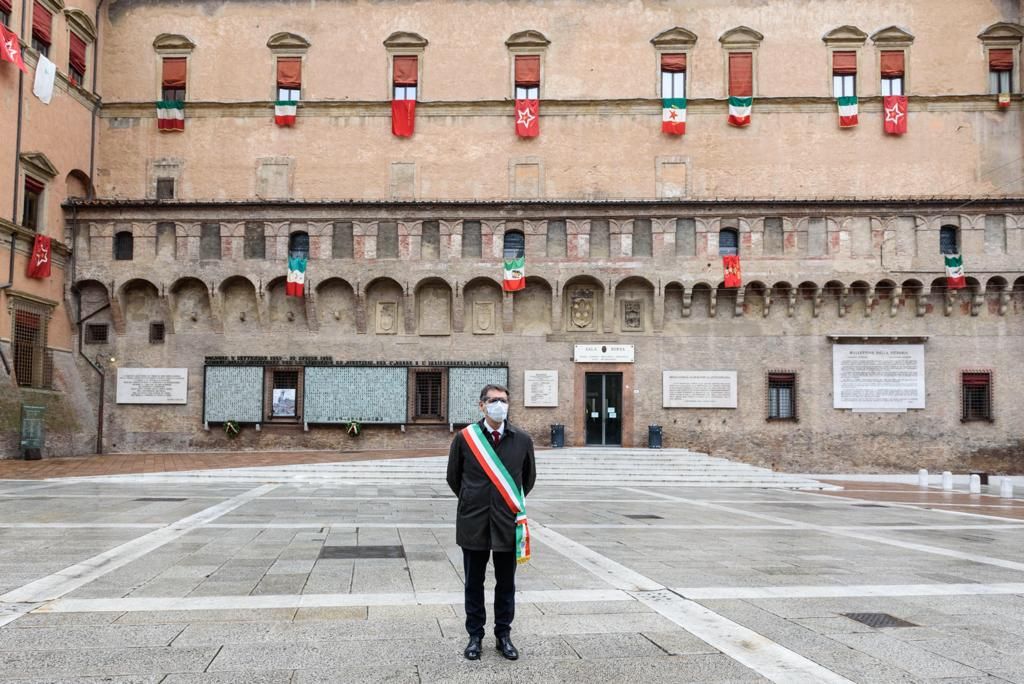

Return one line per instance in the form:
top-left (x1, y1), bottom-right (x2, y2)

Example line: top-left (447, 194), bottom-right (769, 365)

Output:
top-left (461, 424), bottom-right (530, 564)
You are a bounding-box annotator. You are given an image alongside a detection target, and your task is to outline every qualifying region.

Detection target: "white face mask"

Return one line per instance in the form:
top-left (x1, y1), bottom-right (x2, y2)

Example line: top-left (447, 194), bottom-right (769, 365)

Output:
top-left (484, 400), bottom-right (509, 423)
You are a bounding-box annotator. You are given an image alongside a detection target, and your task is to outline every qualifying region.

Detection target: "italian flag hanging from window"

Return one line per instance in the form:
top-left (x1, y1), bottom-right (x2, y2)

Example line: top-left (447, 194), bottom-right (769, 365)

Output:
top-left (728, 96), bottom-right (752, 127)
top-left (503, 256), bottom-right (526, 292)
top-left (944, 254), bottom-right (966, 290)
top-left (837, 96), bottom-right (858, 127)
top-left (723, 255), bottom-right (742, 288)
top-left (275, 100), bottom-right (297, 126)
top-left (286, 255), bottom-right (307, 297)
top-left (998, 92), bottom-right (1011, 108)
top-left (662, 98), bottom-right (687, 135)
top-left (157, 101), bottom-right (184, 131)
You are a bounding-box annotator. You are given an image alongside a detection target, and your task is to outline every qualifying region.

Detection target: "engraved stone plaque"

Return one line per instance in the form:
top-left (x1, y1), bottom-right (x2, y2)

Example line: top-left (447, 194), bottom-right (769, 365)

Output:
top-left (524, 370), bottom-right (558, 407)
top-left (376, 301), bottom-right (398, 334)
top-left (569, 288), bottom-right (596, 330)
top-left (472, 301), bottom-right (495, 334)
top-left (832, 344), bottom-right (925, 411)
top-left (622, 300), bottom-right (643, 331)
top-left (117, 368), bottom-right (188, 404)
top-left (662, 371), bottom-right (737, 408)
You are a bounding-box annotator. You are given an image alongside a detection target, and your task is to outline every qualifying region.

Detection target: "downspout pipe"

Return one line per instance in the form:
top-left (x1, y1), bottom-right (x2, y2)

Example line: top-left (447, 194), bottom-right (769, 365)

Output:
top-left (11, 0), bottom-right (27, 220)
top-left (0, 229), bottom-right (14, 374)
top-left (87, 0), bottom-right (104, 195)
top-left (75, 295), bottom-right (108, 455)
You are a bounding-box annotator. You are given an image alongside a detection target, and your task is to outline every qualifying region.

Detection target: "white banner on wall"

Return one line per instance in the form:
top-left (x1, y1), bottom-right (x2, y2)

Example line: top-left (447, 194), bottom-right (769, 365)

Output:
top-left (116, 368), bottom-right (188, 404)
top-left (832, 344), bottom-right (925, 411)
top-left (662, 371), bottom-right (738, 408)
top-left (574, 344), bottom-right (634, 363)
top-left (524, 370), bottom-right (558, 407)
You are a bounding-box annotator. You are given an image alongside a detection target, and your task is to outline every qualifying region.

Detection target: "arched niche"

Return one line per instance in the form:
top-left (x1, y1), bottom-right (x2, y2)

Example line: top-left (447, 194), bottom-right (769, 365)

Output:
top-left (769, 281), bottom-right (792, 318)
top-left (464, 277), bottom-right (503, 335)
top-left (513, 276), bottom-right (552, 334)
top-left (415, 277), bottom-right (452, 336)
top-left (316, 278), bottom-right (356, 332)
top-left (664, 282), bottom-right (685, 328)
top-left (65, 169), bottom-right (90, 199)
top-left (366, 277), bottom-right (404, 335)
top-left (820, 280), bottom-right (845, 318)
top-left (120, 279), bottom-right (160, 333)
top-left (796, 281), bottom-right (819, 318)
top-left (715, 282), bottom-right (738, 318)
top-left (848, 280), bottom-right (871, 317)
top-left (268, 276), bottom-right (307, 329)
top-left (614, 276), bottom-right (654, 332)
top-left (744, 281), bottom-right (768, 317)
top-left (170, 277), bottom-right (211, 332)
top-left (563, 275), bottom-right (603, 332)
top-left (220, 276), bottom-right (259, 333)
top-left (690, 282), bottom-right (713, 319)
top-left (76, 279), bottom-right (112, 329)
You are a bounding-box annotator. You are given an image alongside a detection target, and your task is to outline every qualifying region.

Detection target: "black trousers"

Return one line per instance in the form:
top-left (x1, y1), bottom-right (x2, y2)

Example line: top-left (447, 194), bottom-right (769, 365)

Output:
top-left (462, 548), bottom-right (516, 638)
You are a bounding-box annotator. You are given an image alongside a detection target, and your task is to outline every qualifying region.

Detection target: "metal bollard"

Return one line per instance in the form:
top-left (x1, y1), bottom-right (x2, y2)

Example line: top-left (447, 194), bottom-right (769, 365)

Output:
top-left (1000, 479), bottom-right (1014, 498)
top-left (917, 469), bottom-right (929, 487)
top-left (942, 471), bottom-right (953, 491)
top-left (969, 474), bottom-right (981, 494)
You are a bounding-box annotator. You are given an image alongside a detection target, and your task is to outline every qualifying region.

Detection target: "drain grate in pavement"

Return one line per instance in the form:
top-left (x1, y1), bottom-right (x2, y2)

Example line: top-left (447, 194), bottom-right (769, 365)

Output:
top-left (133, 497), bottom-right (187, 502)
top-left (842, 613), bottom-right (917, 628)
top-left (318, 545), bottom-right (406, 560)
top-left (852, 504), bottom-right (890, 508)
top-left (624, 514), bottom-right (664, 520)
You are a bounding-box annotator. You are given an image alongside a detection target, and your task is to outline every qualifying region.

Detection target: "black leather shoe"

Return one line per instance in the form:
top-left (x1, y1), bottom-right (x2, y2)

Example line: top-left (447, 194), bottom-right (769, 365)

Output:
top-left (463, 635), bottom-right (482, 660)
top-left (496, 635), bottom-right (519, 660)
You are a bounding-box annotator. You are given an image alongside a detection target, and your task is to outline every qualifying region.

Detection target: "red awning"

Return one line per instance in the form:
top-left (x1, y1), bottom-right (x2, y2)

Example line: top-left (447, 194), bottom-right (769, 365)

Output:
top-left (728, 52), bottom-right (753, 97)
top-left (277, 57), bottom-right (301, 88)
top-left (832, 51), bottom-right (857, 75)
top-left (162, 57), bottom-right (187, 88)
top-left (70, 32), bottom-right (87, 75)
top-left (962, 372), bottom-right (990, 386)
top-left (515, 54), bottom-right (540, 86)
top-left (393, 55), bottom-right (417, 85)
top-left (32, 1), bottom-right (52, 45)
top-left (880, 51), bottom-right (904, 77)
top-left (989, 49), bottom-right (1014, 71)
top-left (661, 53), bottom-right (686, 73)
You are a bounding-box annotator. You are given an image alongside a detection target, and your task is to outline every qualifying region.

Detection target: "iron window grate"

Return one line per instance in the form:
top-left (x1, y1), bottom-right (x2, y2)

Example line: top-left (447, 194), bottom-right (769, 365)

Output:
top-left (415, 370), bottom-right (444, 419)
top-left (134, 497), bottom-right (186, 502)
top-left (843, 613), bottom-right (917, 628)
top-left (149, 322), bottom-right (166, 344)
top-left (113, 231), bottom-right (134, 260)
top-left (85, 323), bottom-right (109, 345)
top-left (12, 304), bottom-right (53, 390)
top-left (624, 514), bottom-right (663, 520)
top-left (156, 178), bottom-right (175, 200)
top-left (318, 545), bottom-right (406, 560)
top-left (767, 371), bottom-right (797, 421)
top-left (961, 371), bottom-right (992, 422)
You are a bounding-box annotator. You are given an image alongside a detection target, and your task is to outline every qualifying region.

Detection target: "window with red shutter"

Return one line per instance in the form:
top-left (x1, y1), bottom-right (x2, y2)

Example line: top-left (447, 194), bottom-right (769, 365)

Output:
top-left (393, 55), bottom-right (417, 100)
top-left (661, 53), bottom-right (686, 98)
top-left (514, 55), bottom-right (540, 99)
top-left (728, 52), bottom-right (753, 97)
top-left (988, 49), bottom-right (1014, 95)
top-left (277, 57), bottom-right (301, 101)
top-left (832, 51), bottom-right (856, 97)
top-left (31, 1), bottom-right (52, 55)
top-left (880, 50), bottom-right (905, 96)
top-left (161, 57), bottom-right (186, 101)
top-left (69, 32), bottom-right (87, 86)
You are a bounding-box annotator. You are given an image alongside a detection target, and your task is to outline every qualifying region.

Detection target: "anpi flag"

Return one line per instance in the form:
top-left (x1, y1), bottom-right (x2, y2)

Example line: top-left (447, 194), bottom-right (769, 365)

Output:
top-left (286, 255), bottom-right (307, 297)
top-left (515, 99), bottom-right (539, 137)
top-left (503, 256), bottom-right (526, 292)
top-left (0, 25), bottom-right (28, 73)
top-left (275, 100), bottom-right (297, 126)
top-left (662, 98), bottom-right (687, 135)
top-left (723, 255), bottom-right (742, 288)
top-left (728, 96), bottom-right (752, 127)
top-left (837, 96), bottom-right (858, 127)
top-left (391, 99), bottom-right (416, 137)
top-left (157, 101), bottom-right (185, 131)
top-left (883, 95), bottom-right (907, 135)
top-left (26, 235), bottom-right (51, 279)
top-left (944, 254), bottom-right (966, 290)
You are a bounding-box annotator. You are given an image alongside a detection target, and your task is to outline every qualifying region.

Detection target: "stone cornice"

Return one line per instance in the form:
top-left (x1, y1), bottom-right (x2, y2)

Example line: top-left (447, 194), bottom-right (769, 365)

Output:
top-left (0, 219), bottom-right (71, 258)
top-left (97, 93), bottom-right (1020, 119)
top-left (21, 48), bottom-right (101, 109)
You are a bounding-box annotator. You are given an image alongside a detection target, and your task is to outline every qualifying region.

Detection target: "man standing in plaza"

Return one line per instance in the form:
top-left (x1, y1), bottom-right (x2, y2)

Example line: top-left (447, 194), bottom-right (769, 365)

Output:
top-left (447, 383), bottom-right (537, 661)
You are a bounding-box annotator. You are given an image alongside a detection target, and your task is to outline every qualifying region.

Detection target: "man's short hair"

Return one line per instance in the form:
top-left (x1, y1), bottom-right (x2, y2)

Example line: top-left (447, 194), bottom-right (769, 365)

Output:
top-left (479, 384), bottom-right (510, 401)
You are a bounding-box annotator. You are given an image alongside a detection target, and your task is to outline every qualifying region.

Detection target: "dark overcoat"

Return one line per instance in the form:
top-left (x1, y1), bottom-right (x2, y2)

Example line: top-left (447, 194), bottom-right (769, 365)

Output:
top-left (446, 419), bottom-right (537, 551)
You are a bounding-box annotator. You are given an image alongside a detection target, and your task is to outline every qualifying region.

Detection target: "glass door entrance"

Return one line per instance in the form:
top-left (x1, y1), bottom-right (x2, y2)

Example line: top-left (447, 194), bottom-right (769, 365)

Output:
top-left (584, 373), bottom-right (622, 446)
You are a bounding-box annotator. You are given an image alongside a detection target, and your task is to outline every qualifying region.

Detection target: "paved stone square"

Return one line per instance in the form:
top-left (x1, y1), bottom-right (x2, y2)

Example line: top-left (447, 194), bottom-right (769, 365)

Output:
top-left (2, 450), bottom-right (1024, 682)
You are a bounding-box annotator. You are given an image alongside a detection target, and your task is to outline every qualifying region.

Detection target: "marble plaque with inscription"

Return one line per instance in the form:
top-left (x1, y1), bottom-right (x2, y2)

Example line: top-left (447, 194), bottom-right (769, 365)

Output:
top-left (524, 370), bottom-right (558, 407)
top-left (832, 344), bottom-right (925, 411)
top-left (117, 368), bottom-right (188, 404)
top-left (662, 370), bottom-right (737, 408)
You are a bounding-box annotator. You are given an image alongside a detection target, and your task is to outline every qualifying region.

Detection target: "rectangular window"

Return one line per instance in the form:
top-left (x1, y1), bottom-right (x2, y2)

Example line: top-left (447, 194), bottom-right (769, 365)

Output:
top-left (989, 49), bottom-right (1013, 95)
top-left (728, 52), bottom-right (753, 97)
top-left (12, 304), bottom-right (53, 390)
top-left (767, 372), bottom-right (796, 420)
top-left (22, 177), bottom-right (43, 230)
top-left (1, 0), bottom-right (11, 27)
top-left (413, 369), bottom-right (444, 420)
top-left (632, 219), bottom-right (652, 257)
top-left (31, 0), bottom-right (51, 56)
top-left (880, 50), bottom-right (904, 96)
top-left (961, 372), bottom-right (992, 422)
top-left (156, 178), bottom-right (175, 199)
top-left (244, 222), bottom-right (265, 259)
top-left (84, 323), bottom-right (108, 344)
top-left (276, 57), bottom-right (301, 101)
top-left (149, 322), bottom-right (166, 344)
top-left (161, 57), bottom-right (186, 101)
top-left (332, 221), bottom-right (353, 258)
top-left (69, 31), bottom-right (87, 86)
top-left (461, 220), bottom-right (481, 258)
top-left (200, 223), bottom-right (221, 260)
top-left (393, 55), bottom-right (417, 100)
top-left (832, 51), bottom-right (856, 97)
top-left (515, 54), bottom-right (540, 99)
top-left (660, 53), bottom-right (686, 99)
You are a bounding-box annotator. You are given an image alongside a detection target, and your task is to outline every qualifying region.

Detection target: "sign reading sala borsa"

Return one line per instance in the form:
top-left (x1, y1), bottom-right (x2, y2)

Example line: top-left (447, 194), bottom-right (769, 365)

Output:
top-left (573, 344), bottom-right (634, 363)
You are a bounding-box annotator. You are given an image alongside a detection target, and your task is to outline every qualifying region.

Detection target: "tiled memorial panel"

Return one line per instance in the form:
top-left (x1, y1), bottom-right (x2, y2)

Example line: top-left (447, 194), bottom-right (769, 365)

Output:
top-left (304, 366), bottom-right (408, 423)
top-left (448, 367), bottom-right (509, 424)
top-left (203, 366), bottom-right (263, 423)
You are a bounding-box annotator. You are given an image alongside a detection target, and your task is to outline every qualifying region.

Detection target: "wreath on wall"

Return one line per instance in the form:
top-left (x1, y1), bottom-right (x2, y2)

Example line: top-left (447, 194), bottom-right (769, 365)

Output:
top-left (224, 420), bottom-right (240, 439)
top-left (346, 420), bottom-right (361, 437)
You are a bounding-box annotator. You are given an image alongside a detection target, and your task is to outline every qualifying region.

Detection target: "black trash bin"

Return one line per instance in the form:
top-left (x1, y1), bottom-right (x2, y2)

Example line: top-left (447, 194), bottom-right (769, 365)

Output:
top-left (648, 425), bottom-right (663, 449)
top-left (550, 424), bottom-right (565, 448)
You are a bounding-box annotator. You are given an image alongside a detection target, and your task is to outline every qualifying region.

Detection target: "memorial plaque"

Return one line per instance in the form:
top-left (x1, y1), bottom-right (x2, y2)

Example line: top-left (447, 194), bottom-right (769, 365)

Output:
top-left (304, 367), bottom-right (408, 424)
top-left (117, 368), bottom-right (188, 404)
top-left (448, 367), bottom-right (509, 424)
top-left (662, 370), bottom-right (737, 408)
top-left (574, 344), bottom-right (635, 363)
top-left (204, 366), bottom-right (262, 422)
top-left (524, 370), bottom-right (558, 407)
top-left (833, 344), bottom-right (925, 411)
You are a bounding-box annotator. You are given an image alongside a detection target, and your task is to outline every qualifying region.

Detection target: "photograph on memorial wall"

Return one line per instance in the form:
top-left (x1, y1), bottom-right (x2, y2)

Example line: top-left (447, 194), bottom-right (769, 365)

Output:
top-left (662, 371), bottom-right (738, 408)
top-left (271, 389), bottom-right (296, 417)
top-left (203, 366), bottom-right (264, 423)
top-left (448, 366), bottom-right (509, 424)
top-left (303, 366), bottom-right (409, 424)
top-left (832, 344), bottom-right (926, 411)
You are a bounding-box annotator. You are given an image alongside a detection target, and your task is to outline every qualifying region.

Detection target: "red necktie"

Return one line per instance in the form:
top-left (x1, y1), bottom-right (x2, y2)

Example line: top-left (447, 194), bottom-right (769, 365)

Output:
top-left (491, 430), bottom-right (500, 446)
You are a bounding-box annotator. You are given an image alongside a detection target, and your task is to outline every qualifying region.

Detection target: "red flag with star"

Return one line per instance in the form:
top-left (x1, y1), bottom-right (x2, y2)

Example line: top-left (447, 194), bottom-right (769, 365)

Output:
top-left (0, 25), bottom-right (28, 73)
top-left (723, 255), bottom-right (742, 288)
top-left (883, 95), bottom-right (907, 135)
top-left (26, 235), bottom-right (52, 279)
top-left (515, 99), bottom-right (539, 137)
